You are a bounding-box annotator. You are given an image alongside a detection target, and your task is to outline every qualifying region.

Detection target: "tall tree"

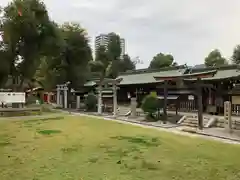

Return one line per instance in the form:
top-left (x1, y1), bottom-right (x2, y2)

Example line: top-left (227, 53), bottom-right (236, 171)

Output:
top-left (149, 53), bottom-right (174, 69)
top-left (106, 32), bottom-right (122, 78)
top-left (204, 49), bottom-right (228, 67)
top-left (119, 54), bottom-right (135, 72)
top-left (45, 22), bottom-right (92, 90)
top-left (107, 32), bottom-right (121, 60)
top-left (89, 45), bottom-right (112, 114)
top-left (34, 57), bottom-right (57, 91)
top-left (232, 45), bottom-right (240, 64)
top-left (1, 0), bottom-right (58, 90)
top-left (90, 45), bottom-right (111, 78)
top-left (0, 48), bottom-right (11, 87)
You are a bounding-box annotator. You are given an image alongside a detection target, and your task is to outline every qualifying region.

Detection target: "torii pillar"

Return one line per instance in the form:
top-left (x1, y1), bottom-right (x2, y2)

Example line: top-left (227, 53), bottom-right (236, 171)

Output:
top-left (96, 78), bottom-right (122, 117)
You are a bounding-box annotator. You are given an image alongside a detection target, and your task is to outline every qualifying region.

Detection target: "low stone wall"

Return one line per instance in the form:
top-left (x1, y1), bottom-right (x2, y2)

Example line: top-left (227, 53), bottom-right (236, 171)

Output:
top-left (216, 118), bottom-right (240, 130)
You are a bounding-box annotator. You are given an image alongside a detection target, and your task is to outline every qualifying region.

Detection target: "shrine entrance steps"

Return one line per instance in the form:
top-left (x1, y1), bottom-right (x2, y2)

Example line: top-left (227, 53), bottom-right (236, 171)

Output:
top-left (180, 115), bottom-right (210, 128)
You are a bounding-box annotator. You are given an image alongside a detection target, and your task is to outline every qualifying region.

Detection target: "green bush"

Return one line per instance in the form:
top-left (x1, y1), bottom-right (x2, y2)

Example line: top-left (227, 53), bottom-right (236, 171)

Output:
top-left (84, 93), bottom-right (97, 111)
top-left (26, 95), bottom-right (43, 105)
top-left (141, 94), bottom-right (159, 121)
top-left (26, 95), bottom-right (39, 105)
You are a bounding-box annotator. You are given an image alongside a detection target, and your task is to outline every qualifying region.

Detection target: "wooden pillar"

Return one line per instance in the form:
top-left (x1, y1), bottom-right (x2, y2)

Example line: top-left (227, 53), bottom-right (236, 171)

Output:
top-left (76, 96), bottom-right (80, 109)
top-left (64, 86), bottom-right (68, 109)
top-left (163, 80), bottom-right (168, 121)
top-left (97, 85), bottom-right (103, 114)
top-left (175, 98), bottom-right (179, 115)
top-left (197, 78), bottom-right (203, 130)
top-left (113, 84), bottom-right (118, 118)
top-left (56, 87), bottom-right (60, 105)
top-left (131, 97), bottom-right (137, 118)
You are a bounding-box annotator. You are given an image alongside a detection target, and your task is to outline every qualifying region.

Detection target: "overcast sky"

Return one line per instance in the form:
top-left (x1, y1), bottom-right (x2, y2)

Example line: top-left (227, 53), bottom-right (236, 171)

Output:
top-left (1, 0), bottom-right (240, 68)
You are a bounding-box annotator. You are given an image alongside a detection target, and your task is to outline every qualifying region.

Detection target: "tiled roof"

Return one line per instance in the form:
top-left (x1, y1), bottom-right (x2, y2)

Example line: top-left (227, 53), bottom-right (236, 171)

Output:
top-left (84, 65), bottom-right (240, 87)
top-left (203, 69), bottom-right (240, 80)
top-left (187, 65), bottom-right (240, 81)
top-left (118, 67), bottom-right (187, 85)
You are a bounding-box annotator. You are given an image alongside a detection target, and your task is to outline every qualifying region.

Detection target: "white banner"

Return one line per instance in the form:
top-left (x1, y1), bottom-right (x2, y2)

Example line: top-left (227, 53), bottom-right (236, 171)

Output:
top-left (0, 92), bottom-right (26, 103)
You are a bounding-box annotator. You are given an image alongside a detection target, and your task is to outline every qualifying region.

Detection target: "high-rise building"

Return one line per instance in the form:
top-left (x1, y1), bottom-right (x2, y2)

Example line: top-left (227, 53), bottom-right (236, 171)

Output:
top-left (95, 34), bottom-right (109, 51)
top-left (95, 34), bottom-right (126, 59)
top-left (120, 38), bottom-right (125, 58)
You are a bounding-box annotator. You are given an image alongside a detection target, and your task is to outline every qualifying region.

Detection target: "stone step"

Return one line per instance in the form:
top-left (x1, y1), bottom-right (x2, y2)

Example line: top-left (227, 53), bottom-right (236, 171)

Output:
top-left (184, 118), bottom-right (209, 123)
top-left (118, 108), bottom-right (131, 116)
top-left (181, 123), bottom-right (198, 128)
top-left (181, 116), bottom-right (209, 128)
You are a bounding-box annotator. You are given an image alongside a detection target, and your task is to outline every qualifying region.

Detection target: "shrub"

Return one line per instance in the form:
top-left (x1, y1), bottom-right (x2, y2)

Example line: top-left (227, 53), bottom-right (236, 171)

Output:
top-left (84, 93), bottom-right (97, 111)
top-left (141, 94), bottom-right (159, 121)
top-left (26, 95), bottom-right (39, 105)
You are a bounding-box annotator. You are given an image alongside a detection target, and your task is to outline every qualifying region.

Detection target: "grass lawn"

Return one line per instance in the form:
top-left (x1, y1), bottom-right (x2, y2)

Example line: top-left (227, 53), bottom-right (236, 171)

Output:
top-left (0, 115), bottom-right (240, 180)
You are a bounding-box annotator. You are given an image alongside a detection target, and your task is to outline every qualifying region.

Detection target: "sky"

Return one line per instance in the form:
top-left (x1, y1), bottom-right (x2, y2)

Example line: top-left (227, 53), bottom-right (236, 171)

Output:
top-left (1, 0), bottom-right (240, 69)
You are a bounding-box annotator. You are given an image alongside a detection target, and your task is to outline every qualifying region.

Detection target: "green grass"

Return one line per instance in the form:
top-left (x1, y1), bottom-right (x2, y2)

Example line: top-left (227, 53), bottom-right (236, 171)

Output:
top-left (0, 115), bottom-right (240, 180)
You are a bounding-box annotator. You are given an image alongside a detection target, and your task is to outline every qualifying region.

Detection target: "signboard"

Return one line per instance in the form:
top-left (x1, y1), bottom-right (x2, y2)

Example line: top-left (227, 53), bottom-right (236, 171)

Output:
top-left (232, 96), bottom-right (240, 105)
top-left (0, 92), bottom-right (26, 104)
top-left (188, 95), bottom-right (194, 100)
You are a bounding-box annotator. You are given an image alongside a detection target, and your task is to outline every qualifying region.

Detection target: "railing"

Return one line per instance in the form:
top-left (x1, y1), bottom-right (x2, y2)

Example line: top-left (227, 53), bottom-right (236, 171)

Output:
top-left (232, 104), bottom-right (240, 116)
top-left (179, 100), bottom-right (197, 112)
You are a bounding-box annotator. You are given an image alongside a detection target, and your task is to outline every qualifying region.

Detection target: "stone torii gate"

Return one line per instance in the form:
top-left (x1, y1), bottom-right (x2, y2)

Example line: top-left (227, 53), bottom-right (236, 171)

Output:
top-left (56, 82), bottom-right (70, 109)
top-left (95, 78), bottom-right (122, 118)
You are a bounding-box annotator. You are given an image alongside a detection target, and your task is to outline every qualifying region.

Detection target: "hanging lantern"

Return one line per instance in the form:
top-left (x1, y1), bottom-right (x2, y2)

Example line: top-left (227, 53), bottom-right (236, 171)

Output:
top-left (127, 92), bottom-right (131, 99)
top-left (17, 8), bottom-right (22, 16)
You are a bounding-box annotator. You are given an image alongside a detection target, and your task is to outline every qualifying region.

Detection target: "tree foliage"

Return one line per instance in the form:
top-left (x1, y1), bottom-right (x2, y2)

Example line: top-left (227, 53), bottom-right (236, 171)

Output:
top-left (84, 93), bottom-right (97, 111)
top-left (141, 93), bottom-right (159, 121)
top-left (34, 57), bottom-right (56, 91)
top-left (90, 45), bottom-right (111, 79)
top-left (1, 0), bottom-right (58, 90)
top-left (60, 22), bottom-right (92, 89)
top-left (232, 45), bottom-right (240, 64)
top-left (107, 32), bottom-right (121, 61)
top-left (120, 54), bottom-right (136, 72)
top-left (149, 53), bottom-right (175, 69)
top-left (204, 49), bottom-right (228, 67)
top-left (92, 32), bottom-right (135, 79)
top-left (36, 22), bottom-right (92, 90)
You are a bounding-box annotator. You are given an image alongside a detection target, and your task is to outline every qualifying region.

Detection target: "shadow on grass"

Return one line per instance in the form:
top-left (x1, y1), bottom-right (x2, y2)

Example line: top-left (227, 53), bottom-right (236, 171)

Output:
top-left (141, 160), bottom-right (159, 170)
top-left (61, 144), bottom-right (82, 153)
top-left (22, 117), bottom-right (65, 128)
top-left (88, 157), bottom-right (99, 163)
top-left (0, 141), bottom-right (11, 147)
top-left (24, 116), bottom-right (65, 123)
top-left (37, 129), bottom-right (62, 135)
top-left (0, 134), bottom-right (12, 147)
top-left (111, 136), bottom-right (161, 147)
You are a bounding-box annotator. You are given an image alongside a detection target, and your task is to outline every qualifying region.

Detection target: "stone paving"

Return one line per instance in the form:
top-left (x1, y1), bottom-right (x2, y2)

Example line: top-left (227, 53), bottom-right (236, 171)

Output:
top-left (198, 127), bottom-right (240, 142)
top-left (116, 116), bottom-right (180, 129)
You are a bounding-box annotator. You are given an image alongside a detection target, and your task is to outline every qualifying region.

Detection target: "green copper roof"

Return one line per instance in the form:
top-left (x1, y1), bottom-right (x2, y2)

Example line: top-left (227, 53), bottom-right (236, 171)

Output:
top-left (118, 67), bottom-right (187, 85)
top-left (186, 65), bottom-right (240, 81)
top-left (203, 69), bottom-right (240, 80)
